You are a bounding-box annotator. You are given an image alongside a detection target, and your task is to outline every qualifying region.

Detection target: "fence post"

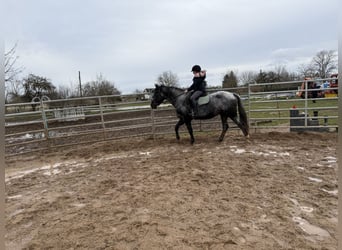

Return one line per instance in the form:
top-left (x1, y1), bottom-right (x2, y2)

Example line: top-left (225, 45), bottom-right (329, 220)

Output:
top-left (40, 99), bottom-right (50, 145)
top-left (99, 96), bottom-right (106, 139)
top-left (151, 109), bottom-right (155, 139)
top-left (304, 80), bottom-right (308, 127)
top-left (247, 83), bottom-right (251, 130)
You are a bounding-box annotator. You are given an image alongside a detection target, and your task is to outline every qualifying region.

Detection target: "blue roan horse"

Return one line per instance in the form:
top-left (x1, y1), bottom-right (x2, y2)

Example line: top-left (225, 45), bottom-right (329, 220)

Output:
top-left (151, 84), bottom-right (249, 144)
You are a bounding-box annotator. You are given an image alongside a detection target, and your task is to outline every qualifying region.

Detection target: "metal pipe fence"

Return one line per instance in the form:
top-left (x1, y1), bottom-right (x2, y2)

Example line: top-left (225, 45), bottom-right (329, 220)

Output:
top-left (247, 78), bottom-right (338, 132)
top-left (5, 78), bottom-right (338, 156)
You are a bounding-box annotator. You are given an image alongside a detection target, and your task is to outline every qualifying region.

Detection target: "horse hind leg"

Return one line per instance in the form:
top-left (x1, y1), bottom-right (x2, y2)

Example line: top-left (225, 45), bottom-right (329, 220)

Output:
top-left (219, 114), bottom-right (229, 141)
top-left (230, 116), bottom-right (249, 137)
top-left (185, 121), bottom-right (195, 144)
top-left (175, 119), bottom-right (185, 141)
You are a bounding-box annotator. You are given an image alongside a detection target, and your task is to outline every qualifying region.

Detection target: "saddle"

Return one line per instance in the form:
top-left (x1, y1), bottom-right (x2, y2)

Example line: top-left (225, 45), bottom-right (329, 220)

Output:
top-left (185, 91), bottom-right (210, 106)
top-left (197, 95), bottom-right (210, 106)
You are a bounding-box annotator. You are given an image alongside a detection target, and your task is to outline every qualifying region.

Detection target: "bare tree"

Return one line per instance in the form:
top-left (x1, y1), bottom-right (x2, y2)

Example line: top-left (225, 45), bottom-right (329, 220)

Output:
top-left (297, 63), bottom-right (316, 78)
top-left (5, 43), bottom-right (24, 103)
top-left (55, 85), bottom-right (72, 99)
top-left (239, 71), bottom-right (257, 85)
top-left (6, 79), bottom-right (24, 103)
top-left (311, 50), bottom-right (337, 78)
top-left (274, 65), bottom-right (287, 81)
top-left (156, 71), bottom-right (179, 87)
top-left (5, 43), bottom-right (24, 83)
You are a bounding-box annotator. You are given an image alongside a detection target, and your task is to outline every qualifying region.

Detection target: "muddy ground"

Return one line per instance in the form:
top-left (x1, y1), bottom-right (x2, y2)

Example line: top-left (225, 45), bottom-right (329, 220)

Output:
top-left (5, 131), bottom-right (338, 249)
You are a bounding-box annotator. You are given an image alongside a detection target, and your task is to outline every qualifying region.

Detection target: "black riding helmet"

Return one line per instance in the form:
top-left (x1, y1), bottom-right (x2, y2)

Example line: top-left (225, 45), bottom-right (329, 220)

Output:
top-left (191, 65), bottom-right (201, 72)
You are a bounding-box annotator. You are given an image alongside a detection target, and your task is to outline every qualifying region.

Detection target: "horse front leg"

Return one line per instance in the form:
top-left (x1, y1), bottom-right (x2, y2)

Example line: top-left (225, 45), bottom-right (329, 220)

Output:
top-left (185, 120), bottom-right (195, 144)
top-left (219, 114), bottom-right (229, 141)
top-left (175, 118), bottom-right (185, 141)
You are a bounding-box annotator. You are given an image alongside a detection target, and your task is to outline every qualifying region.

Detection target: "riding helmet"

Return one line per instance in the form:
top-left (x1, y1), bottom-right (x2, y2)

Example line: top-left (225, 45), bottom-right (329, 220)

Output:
top-left (191, 65), bottom-right (201, 72)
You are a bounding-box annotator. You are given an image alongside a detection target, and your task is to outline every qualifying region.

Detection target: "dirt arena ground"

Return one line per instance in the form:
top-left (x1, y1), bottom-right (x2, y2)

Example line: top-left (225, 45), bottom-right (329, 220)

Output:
top-left (5, 131), bottom-right (337, 249)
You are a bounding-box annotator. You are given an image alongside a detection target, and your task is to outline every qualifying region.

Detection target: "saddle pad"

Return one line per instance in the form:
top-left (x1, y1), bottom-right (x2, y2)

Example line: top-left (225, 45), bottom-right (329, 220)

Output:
top-left (198, 95), bottom-right (210, 106)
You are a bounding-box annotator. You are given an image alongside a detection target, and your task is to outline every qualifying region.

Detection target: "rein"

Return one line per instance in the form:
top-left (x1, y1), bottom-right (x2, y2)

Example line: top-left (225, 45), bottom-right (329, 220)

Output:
top-left (165, 88), bottom-right (186, 105)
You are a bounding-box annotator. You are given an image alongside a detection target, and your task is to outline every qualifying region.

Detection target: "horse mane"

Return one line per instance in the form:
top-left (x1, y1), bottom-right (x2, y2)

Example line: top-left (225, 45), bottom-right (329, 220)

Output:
top-left (172, 86), bottom-right (185, 92)
top-left (161, 85), bottom-right (185, 92)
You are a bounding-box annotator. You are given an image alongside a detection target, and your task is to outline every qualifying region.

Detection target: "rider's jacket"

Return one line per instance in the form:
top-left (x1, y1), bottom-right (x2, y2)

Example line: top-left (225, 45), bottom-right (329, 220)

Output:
top-left (187, 74), bottom-right (206, 93)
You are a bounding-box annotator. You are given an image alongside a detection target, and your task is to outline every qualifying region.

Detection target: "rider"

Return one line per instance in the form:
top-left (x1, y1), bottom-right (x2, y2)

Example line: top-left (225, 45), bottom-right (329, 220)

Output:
top-left (185, 65), bottom-right (207, 117)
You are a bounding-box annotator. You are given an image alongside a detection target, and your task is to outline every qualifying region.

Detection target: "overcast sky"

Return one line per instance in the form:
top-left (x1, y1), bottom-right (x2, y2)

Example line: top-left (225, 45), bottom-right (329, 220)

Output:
top-left (5, 0), bottom-right (338, 94)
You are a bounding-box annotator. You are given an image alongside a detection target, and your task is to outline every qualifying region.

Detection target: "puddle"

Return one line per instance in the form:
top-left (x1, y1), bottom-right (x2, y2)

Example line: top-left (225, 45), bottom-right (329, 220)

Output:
top-left (316, 163), bottom-right (334, 168)
top-left (6, 132), bottom-right (45, 143)
top-left (234, 149), bottom-right (246, 154)
top-left (308, 177), bottom-right (322, 183)
top-left (5, 168), bottom-right (42, 182)
top-left (8, 209), bottom-right (25, 218)
top-left (230, 147), bottom-right (246, 154)
top-left (94, 154), bottom-right (131, 162)
top-left (317, 156), bottom-right (337, 167)
top-left (231, 147), bottom-right (290, 158)
top-left (65, 169), bottom-right (76, 175)
top-left (40, 165), bottom-right (51, 170)
top-left (321, 188), bottom-right (338, 196)
top-left (323, 156), bottom-right (336, 163)
top-left (72, 203), bottom-right (86, 208)
top-left (288, 197), bottom-right (314, 214)
top-left (326, 160), bottom-right (336, 164)
top-left (251, 151), bottom-right (289, 157)
top-left (300, 206), bottom-right (314, 213)
top-left (139, 152), bottom-right (151, 156)
top-left (292, 217), bottom-right (330, 237)
top-left (43, 169), bottom-right (62, 176)
top-left (7, 195), bottom-right (23, 200)
top-left (6, 160), bottom-right (91, 182)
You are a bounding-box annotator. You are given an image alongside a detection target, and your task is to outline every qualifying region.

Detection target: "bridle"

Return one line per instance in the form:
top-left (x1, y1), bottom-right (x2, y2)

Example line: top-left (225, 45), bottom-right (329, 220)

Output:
top-left (153, 87), bottom-right (187, 106)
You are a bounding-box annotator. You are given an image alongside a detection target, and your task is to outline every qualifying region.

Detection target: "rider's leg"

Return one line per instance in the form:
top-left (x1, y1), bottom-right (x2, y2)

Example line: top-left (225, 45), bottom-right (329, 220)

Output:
top-left (190, 91), bottom-right (203, 116)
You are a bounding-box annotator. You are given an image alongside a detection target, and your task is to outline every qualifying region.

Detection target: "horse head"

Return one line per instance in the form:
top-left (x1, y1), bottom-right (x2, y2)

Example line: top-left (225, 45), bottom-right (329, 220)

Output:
top-left (151, 84), bottom-right (166, 109)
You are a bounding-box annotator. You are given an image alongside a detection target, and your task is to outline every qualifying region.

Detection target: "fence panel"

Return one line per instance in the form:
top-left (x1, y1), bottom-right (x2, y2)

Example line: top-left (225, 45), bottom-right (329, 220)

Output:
top-left (248, 78), bottom-right (338, 132)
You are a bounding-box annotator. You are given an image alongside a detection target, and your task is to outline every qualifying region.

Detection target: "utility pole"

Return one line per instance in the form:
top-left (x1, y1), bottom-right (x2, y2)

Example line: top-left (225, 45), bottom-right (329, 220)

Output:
top-left (78, 71), bottom-right (82, 97)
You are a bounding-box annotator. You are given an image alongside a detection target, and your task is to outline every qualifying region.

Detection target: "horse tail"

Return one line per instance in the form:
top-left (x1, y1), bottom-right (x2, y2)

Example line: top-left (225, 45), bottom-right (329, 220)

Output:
top-left (233, 93), bottom-right (249, 136)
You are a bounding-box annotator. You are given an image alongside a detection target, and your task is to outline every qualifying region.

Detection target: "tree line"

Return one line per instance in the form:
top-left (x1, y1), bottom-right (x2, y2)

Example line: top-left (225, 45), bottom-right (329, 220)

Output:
top-left (4, 45), bottom-right (337, 103)
top-left (153, 50), bottom-right (337, 90)
top-left (222, 50), bottom-right (337, 89)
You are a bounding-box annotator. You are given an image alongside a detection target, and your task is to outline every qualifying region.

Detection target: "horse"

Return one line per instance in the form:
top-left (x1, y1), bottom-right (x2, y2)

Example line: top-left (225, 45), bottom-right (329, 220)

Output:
top-left (150, 84), bottom-right (249, 144)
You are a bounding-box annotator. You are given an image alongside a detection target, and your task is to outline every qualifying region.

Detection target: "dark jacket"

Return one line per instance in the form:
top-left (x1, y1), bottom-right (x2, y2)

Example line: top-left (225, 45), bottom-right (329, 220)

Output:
top-left (187, 75), bottom-right (206, 93)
